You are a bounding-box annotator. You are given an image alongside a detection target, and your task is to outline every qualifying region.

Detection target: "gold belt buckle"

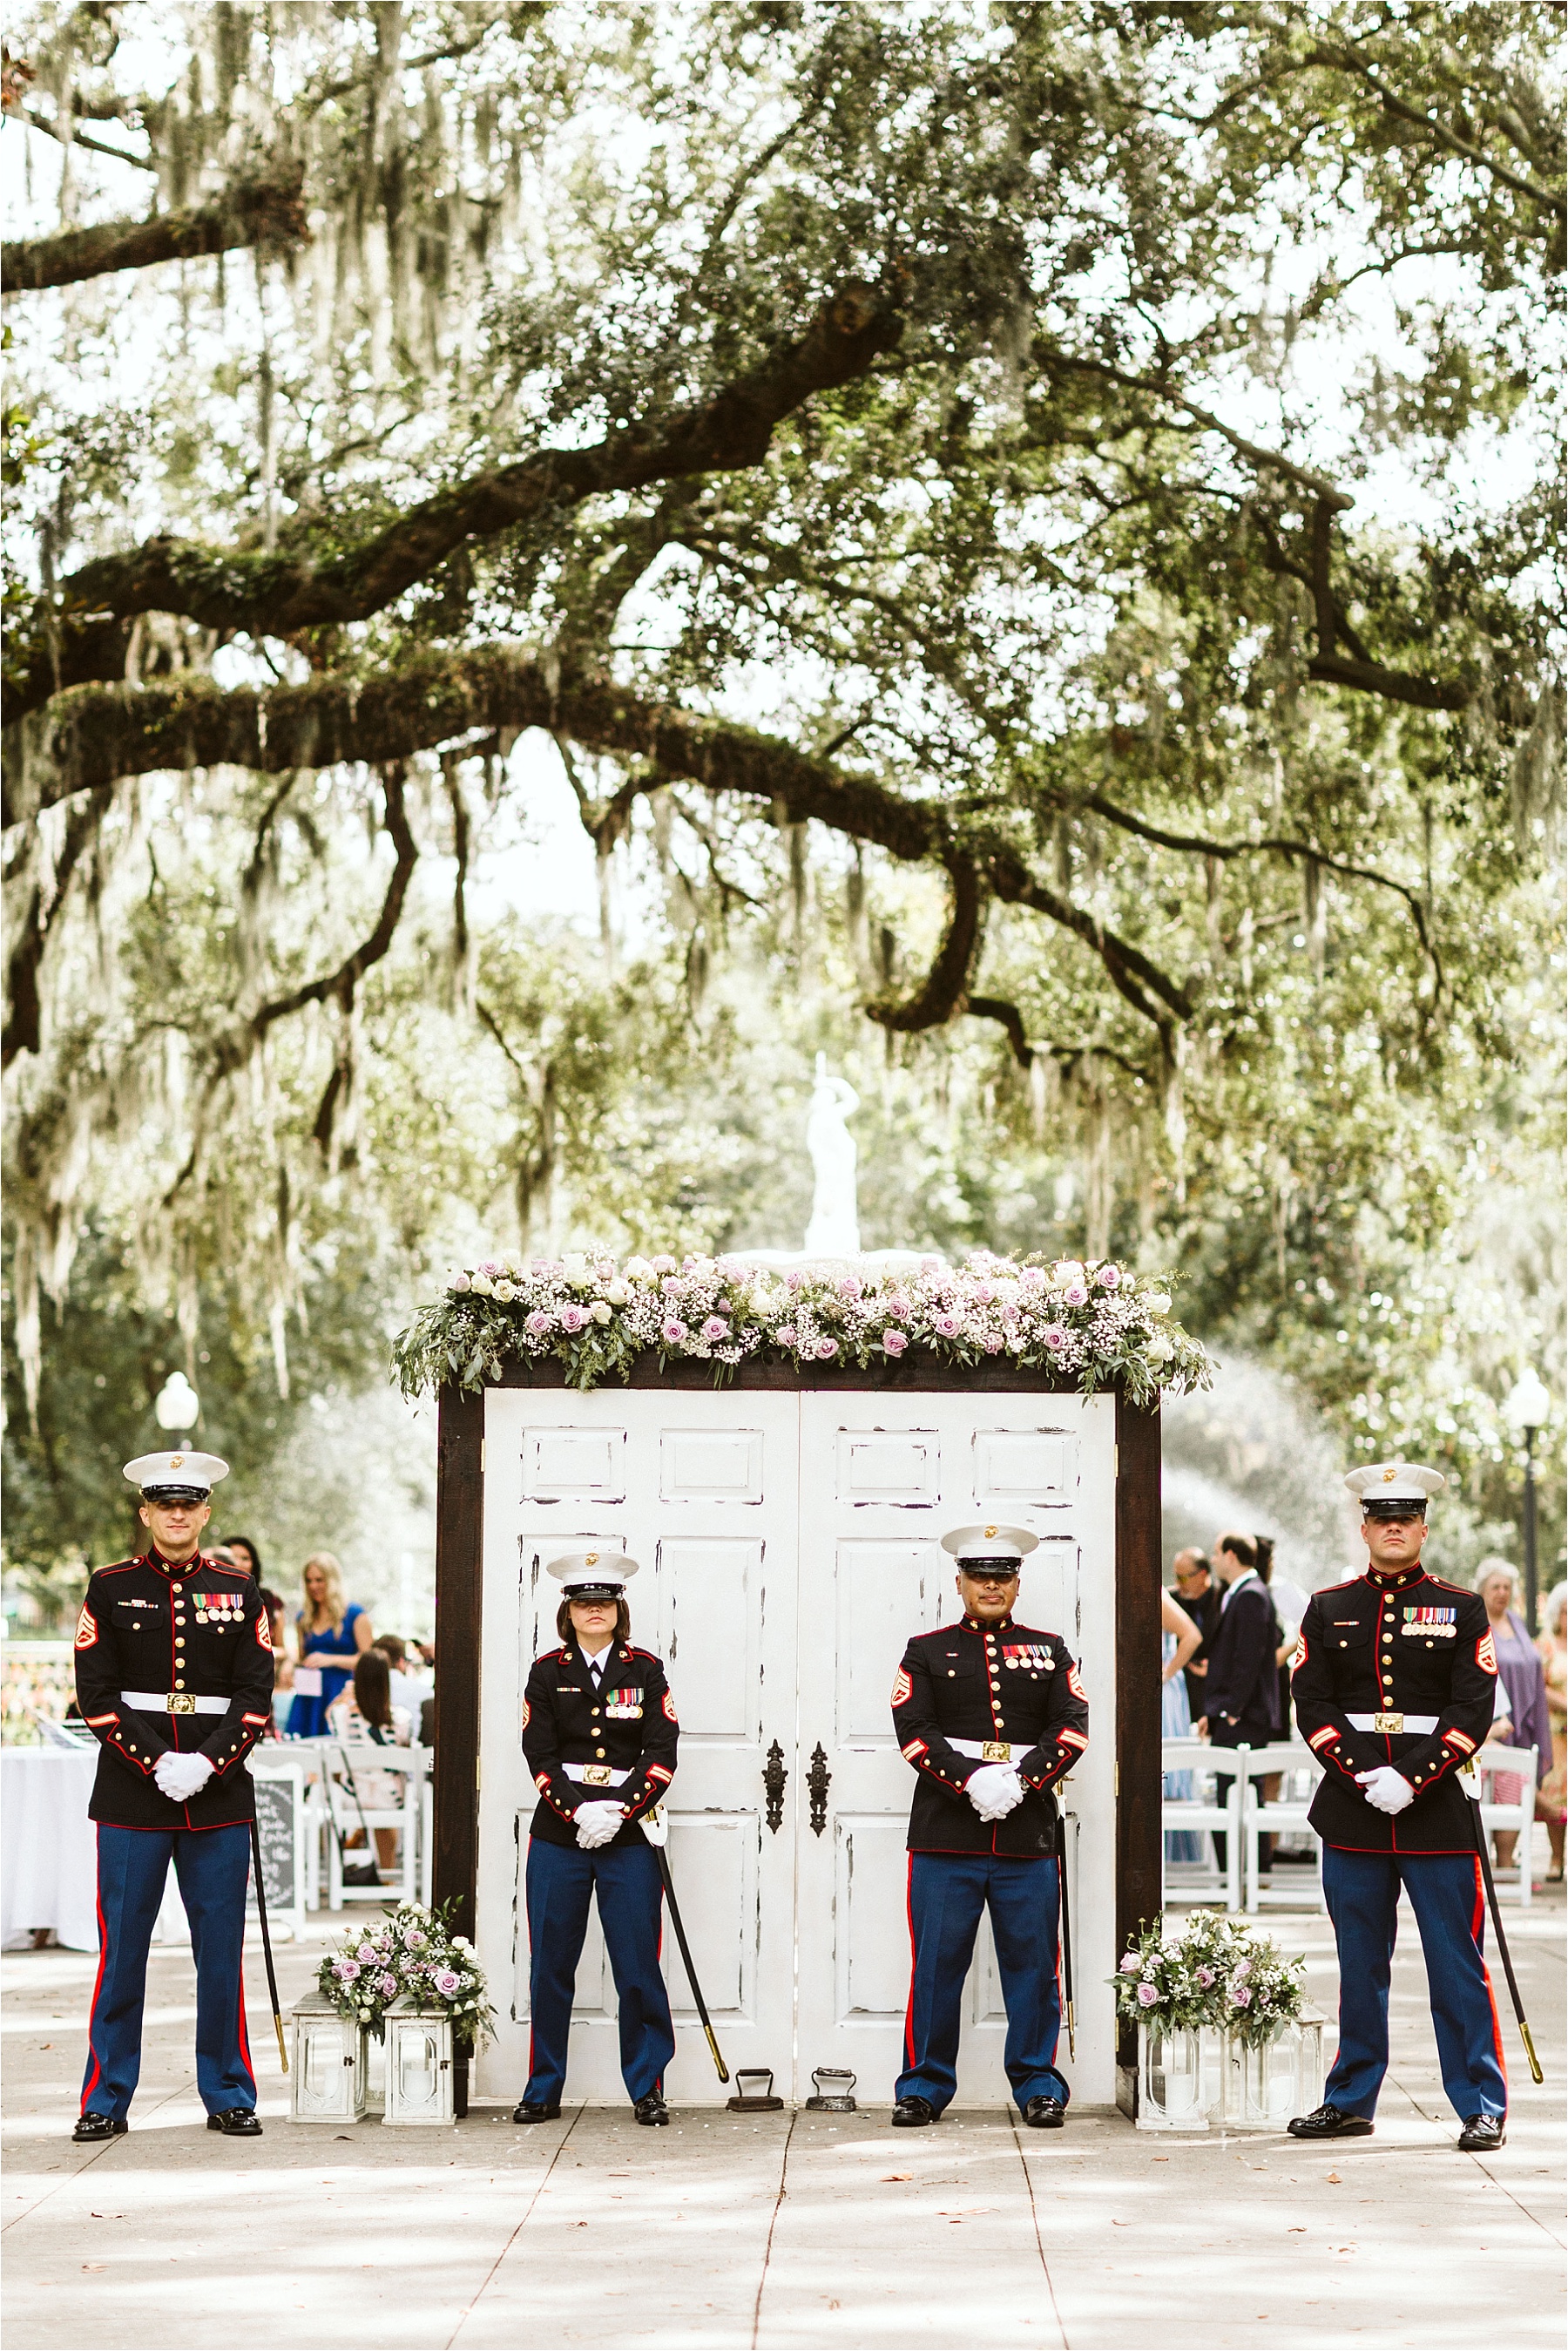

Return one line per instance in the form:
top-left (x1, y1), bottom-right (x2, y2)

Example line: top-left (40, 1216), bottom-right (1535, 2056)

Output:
top-left (582, 1765), bottom-right (612, 1786)
top-left (982, 1740), bottom-right (1012, 1762)
top-left (167, 1694), bottom-right (196, 1715)
top-left (1373, 1711), bottom-right (1403, 1734)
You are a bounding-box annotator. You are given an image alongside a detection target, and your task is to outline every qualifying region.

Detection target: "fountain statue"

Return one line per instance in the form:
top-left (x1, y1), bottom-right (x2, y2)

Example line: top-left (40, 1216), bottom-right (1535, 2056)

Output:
top-left (803, 1054), bottom-right (861, 1253)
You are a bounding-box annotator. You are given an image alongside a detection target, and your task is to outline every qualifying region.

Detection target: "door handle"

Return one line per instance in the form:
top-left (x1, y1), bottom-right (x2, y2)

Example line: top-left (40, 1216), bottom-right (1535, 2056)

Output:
top-left (762, 1739), bottom-right (787, 1834)
top-left (807, 1742), bottom-right (831, 1837)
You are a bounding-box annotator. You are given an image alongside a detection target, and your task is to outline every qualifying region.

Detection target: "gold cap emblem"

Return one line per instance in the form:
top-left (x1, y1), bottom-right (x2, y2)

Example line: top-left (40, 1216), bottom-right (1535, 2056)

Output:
top-left (585, 1550), bottom-right (598, 1566)
top-left (984, 1524), bottom-right (997, 1539)
top-left (1382, 1467), bottom-right (1396, 1482)
top-left (170, 1455), bottom-right (184, 1470)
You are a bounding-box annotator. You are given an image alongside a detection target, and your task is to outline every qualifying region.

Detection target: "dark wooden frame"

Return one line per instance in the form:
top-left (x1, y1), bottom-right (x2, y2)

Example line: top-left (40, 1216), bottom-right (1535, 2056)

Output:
top-left (432, 1356), bottom-right (1162, 2107)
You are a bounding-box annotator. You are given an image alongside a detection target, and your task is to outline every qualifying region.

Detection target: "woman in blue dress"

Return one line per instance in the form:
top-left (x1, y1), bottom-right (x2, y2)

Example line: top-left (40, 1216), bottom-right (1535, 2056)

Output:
top-left (286, 1553), bottom-right (375, 1737)
top-left (1161, 1587), bottom-right (1204, 1867)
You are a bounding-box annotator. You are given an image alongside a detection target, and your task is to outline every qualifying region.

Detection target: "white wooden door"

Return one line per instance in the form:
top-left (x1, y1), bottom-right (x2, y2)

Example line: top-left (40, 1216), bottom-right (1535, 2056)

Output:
top-left (794, 1392), bottom-right (1119, 2109)
top-left (474, 1390), bottom-right (799, 2106)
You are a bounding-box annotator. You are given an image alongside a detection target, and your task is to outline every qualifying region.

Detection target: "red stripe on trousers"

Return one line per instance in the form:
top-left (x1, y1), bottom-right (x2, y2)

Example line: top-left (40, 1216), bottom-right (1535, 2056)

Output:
top-left (1471, 1854), bottom-right (1509, 2096)
top-left (235, 1962), bottom-right (253, 2085)
top-left (79, 1829), bottom-right (110, 2114)
top-left (902, 1856), bottom-right (917, 2071)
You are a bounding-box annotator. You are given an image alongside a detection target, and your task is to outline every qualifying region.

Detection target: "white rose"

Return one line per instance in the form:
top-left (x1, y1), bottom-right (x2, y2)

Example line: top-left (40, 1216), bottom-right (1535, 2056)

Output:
top-left (1146, 1291), bottom-right (1172, 1316)
top-left (492, 1280), bottom-right (517, 1303)
top-left (591, 1301), bottom-right (612, 1325)
top-left (624, 1257), bottom-right (655, 1283)
top-left (1051, 1260), bottom-right (1086, 1287)
top-left (1144, 1335), bottom-right (1175, 1365)
top-left (469, 1273), bottom-right (495, 1297)
top-left (603, 1280), bottom-right (631, 1307)
top-left (562, 1253), bottom-right (589, 1282)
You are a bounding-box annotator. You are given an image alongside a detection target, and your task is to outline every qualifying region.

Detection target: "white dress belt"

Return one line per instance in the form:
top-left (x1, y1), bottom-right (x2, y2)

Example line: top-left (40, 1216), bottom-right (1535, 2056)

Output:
top-left (948, 1735), bottom-right (1031, 1761)
top-left (120, 1690), bottom-right (228, 1717)
top-left (563, 1762), bottom-right (631, 1787)
top-left (1346, 1712), bottom-right (1439, 1734)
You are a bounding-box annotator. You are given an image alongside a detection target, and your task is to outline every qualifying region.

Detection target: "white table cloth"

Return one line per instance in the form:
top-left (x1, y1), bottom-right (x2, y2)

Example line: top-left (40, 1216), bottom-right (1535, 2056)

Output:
top-left (1, 1746), bottom-right (188, 1951)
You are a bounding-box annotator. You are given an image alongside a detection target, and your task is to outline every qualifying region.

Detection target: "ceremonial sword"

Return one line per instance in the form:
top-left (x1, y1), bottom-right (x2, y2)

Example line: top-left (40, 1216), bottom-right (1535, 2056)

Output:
top-left (639, 1807), bottom-right (729, 2083)
top-left (1055, 1806), bottom-right (1076, 2062)
top-left (1466, 1780), bottom-right (1544, 2084)
top-left (248, 1816), bottom-right (289, 2073)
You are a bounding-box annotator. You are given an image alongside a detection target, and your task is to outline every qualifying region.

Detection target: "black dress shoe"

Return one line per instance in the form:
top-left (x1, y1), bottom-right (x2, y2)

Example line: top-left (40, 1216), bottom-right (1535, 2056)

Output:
top-left (632, 2090), bottom-right (669, 2126)
top-left (890, 2094), bottom-right (938, 2128)
top-left (1287, 2102), bottom-right (1374, 2140)
top-left (1024, 2096), bottom-right (1065, 2130)
top-left (206, 2109), bottom-right (262, 2137)
top-left (72, 2111), bottom-right (127, 2144)
top-left (1457, 2113), bottom-right (1505, 2151)
top-left (512, 2099), bottom-right (562, 2124)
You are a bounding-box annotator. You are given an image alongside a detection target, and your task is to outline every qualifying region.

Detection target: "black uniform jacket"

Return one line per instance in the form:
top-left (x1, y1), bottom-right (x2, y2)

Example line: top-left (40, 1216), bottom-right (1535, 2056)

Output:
top-left (73, 1551), bottom-right (274, 1831)
top-left (521, 1640), bottom-right (679, 1853)
top-left (1203, 1575), bottom-right (1282, 1739)
top-left (1291, 1562), bottom-right (1497, 1853)
top-left (890, 1615), bottom-right (1090, 1856)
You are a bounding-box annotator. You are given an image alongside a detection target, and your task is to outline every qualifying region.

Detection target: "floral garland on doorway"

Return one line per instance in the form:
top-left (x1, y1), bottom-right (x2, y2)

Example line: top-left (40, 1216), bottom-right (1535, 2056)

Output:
top-left (393, 1250), bottom-right (1213, 1402)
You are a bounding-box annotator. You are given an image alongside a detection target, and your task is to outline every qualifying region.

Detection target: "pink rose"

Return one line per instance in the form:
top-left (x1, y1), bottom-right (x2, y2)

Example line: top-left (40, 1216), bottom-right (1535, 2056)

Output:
top-left (357, 1944), bottom-right (377, 1961)
top-left (777, 1326), bottom-right (797, 1348)
top-left (785, 1271), bottom-right (803, 1292)
top-left (838, 1277), bottom-right (862, 1299)
top-left (524, 1310), bottom-right (553, 1336)
top-left (661, 1318), bottom-right (688, 1344)
top-left (558, 1304), bottom-right (588, 1332)
top-left (982, 1333), bottom-right (1003, 1353)
top-left (1136, 1982), bottom-right (1159, 2007)
top-left (434, 1968), bottom-right (462, 1997)
top-left (887, 1295), bottom-right (911, 1319)
top-left (882, 1329), bottom-right (908, 1357)
top-left (1119, 1954), bottom-right (1140, 1975)
top-left (335, 1959), bottom-right (361, 1982)
top-left (1064, 1284), bottom-right (1088, 1308)
top-left (1232, 1985), bottom-right (1253, 2007)
top-left (1233, 1959), bottom-right (1251, 1979)
top-left (1043, 1325), bottom-right (1068, 1351)
top-left (934, 1313), bottom-right (960, 1338)
top-left (816, 1337), bottom-right (839, 1359)
top-left (1196, 1966), bottom-right (1215, 1988)
top-left (661, 1277), bottom-right (685, 1297)
top-left (652, 1255), bottom-right (678, 1273)
top-left (1096, 1264), bottom-right (1119, 1289)
top-left (700, 1317), bottom-right (728, 1341)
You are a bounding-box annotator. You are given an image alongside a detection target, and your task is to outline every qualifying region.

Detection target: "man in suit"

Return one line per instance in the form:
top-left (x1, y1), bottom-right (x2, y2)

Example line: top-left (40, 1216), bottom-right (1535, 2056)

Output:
top-left (1196, 1532), bottom-right (1281, 1871)
top-left (1170, 1547), bottom-right (1222, 1720)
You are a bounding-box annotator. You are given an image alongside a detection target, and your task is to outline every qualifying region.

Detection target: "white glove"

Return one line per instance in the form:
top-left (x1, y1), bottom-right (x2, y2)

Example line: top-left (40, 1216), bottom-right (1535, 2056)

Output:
top-left (965, 1763), bottom-right (1024, 1821)
top-left (154, 1751), bottom-right (215, 1804)
top-left (1355, 1765), bottom-right (1415, 1816)
top-left (574, 1799), bottom-right (626, 1850)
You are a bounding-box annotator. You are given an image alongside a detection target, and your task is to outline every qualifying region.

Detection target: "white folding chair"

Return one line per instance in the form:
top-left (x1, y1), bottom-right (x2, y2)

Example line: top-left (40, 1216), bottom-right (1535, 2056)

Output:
top-left (322, 1745), bottom-right (421, 1907)
top-left (1473, 1745), bottom-right (1538, 1907)
top-left (1161, 1738), bottom-right (1242, 1911)
top-left (1236, 1741), bottom-right (1326, 1913)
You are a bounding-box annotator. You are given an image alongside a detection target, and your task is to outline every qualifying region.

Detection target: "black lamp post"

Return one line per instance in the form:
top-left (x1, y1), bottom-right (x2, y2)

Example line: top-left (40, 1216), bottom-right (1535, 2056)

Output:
top-left (1504, 1370), bottom-right (1551, 1633)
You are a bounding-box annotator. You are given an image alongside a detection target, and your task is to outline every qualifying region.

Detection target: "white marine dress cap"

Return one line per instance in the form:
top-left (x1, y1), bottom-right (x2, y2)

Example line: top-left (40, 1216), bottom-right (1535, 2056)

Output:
top-left (547, 1548), bottom-right (641, 1597)
top-left (123, 1450), bottom-right (229, 1498)
top-left (940, 1522), bottom-right (1041, 1564)
top-left (1343, 1460), bottom-right (1447, 1514)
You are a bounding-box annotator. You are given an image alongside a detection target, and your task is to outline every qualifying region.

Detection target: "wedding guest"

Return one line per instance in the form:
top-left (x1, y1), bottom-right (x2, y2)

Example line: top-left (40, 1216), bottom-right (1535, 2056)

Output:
top-left (258, 1587), bottom-right (292, 1733)
top-left (1476, 1558), bottom-right (1551, 1875)
top-left (287, 1554), bottom-right (375, 1737)
top-left (327, 1650), bottom-right (411, 1873)
top-left (375, 1633), bottom-right (433, 1720)
top-left (1536, 1582), bottom-right (1567, 1881)
top-left (1196, 1533), bottom-right (1282, 1873)
top-left (1161, 1586), bottom-right (1203, 1865)
top-left (1170, 1547), bottom-right (1221, 1718)
top-left (220, 1535), bottom-right (264, 1582)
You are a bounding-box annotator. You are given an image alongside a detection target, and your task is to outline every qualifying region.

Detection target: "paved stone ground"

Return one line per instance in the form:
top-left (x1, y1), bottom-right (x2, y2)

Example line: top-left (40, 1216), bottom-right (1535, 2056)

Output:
top-left (3, 1880), bottom-right (1562, 2351)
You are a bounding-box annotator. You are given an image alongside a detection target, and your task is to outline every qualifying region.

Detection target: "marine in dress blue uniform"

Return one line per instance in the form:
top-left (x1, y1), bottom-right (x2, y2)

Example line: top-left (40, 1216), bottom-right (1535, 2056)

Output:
top-left (889, 1523), bottom-right (1090, 2130)
top-left (1288, 1461), bottom-right (1507, 2153)
top-left (72, 1451), bottom-right (274, 2143)
top-left (514, 1549), bottom-right (679, 2125)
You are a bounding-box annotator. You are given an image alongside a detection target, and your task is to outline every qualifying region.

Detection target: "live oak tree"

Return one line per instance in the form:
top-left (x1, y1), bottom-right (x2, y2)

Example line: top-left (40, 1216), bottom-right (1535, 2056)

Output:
top-left (3, 0), bottom-right (1561, 1583)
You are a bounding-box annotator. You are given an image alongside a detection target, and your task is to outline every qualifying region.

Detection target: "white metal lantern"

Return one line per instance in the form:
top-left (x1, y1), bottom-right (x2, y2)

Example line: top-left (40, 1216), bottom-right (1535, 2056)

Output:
top-left (382, 1998), bottom-right (455, 2126)
top-left (289, 1991), bottom-right (367, 2124)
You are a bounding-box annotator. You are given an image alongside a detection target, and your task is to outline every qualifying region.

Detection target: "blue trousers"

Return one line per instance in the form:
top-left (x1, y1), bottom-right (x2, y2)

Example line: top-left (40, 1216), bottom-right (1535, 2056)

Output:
top-left (524, 1839), bottom-right (675, 2106)
top-left (896, 1852), bottom-right (1067, 2116)
top-left (1322, 1844), bottom-right (1507, 2123)
top-left (82, 1824), bottom-right (255, 2122)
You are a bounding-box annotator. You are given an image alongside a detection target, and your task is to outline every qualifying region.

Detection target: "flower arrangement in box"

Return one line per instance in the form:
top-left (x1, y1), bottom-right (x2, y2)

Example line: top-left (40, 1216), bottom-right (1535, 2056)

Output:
top-left (1111, 1908), bottom-right (1307, 2044)
top-left (393, 1248), bottom-right (1212, 1404)
top-left (316, 1902), bottom-right (495, 2053)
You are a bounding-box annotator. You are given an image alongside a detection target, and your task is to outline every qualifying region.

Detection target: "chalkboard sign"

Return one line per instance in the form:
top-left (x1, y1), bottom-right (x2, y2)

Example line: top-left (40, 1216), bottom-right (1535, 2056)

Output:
top-left (245, 1761), bottom-right (308, 1935)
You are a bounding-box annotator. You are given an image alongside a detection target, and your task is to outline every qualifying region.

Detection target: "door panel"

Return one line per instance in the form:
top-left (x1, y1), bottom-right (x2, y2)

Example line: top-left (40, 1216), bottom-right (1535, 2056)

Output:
top-left (476, 1392), bottom-right (798, 2105)
top-left (796, 1392), bottom-right (1117, 2110)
